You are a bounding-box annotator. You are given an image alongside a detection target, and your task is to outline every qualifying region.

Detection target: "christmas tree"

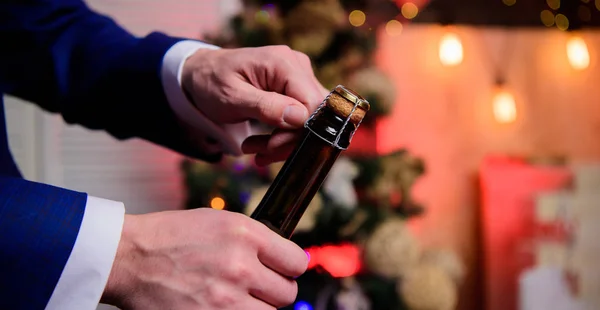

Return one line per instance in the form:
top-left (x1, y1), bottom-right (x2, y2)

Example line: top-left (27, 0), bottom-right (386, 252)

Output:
top-left (181, 1), bottom-right (464, 309)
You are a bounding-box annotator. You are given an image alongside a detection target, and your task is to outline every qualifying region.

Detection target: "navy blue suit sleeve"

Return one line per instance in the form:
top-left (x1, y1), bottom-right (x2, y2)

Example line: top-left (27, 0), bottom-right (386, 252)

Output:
top-left (0, 176), bottom-right (86, 309)
top-left (0, 0), bottom-right (221, 162)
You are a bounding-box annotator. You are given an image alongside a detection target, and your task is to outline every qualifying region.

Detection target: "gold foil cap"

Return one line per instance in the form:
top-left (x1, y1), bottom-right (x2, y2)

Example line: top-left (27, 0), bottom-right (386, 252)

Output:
top-left (333, 85), bottom-right (370, 112)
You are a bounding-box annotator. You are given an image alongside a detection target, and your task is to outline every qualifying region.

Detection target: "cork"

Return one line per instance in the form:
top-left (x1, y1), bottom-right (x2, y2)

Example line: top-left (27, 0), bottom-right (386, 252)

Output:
top-left (326, 90), bottom-right (369, 125)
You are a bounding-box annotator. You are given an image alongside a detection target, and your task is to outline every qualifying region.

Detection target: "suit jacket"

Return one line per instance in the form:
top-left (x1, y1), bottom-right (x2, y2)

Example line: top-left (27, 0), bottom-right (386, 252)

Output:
top-left (0, 0), bottom-right (221, 308)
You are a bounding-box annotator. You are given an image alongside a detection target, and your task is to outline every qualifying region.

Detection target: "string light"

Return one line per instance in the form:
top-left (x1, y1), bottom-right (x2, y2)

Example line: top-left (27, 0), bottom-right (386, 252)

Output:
top-left (401, 2), bottom-right (419, 19)
top-left (566, 36), bottom-right (590, 70)
top-left (540, 10), bottom-right (555, 27)
top-left (439, 32), bottom-right (463, 66)
top-left (492, 89), bottom-right (517, 124)
top-left (555, 14), bottom-right (569, 30)
top-left (547, 0), bottom-right (560, 10)
top-left (210, 197), bottom-right (225, 210)
top-left (349, 10), bottom-right (366, 27)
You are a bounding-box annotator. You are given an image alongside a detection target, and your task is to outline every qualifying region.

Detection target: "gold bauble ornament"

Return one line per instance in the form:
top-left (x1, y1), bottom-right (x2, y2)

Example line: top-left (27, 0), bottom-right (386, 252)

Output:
top-left (364, 217), bottom-right (420, 278)
top-left (420, 249), bottom-right (465, 284)
top-left (244, 186), bottom-right (322, 232)
top-left (289, 31), bottom-right (334, 56)
top-left (399, 264), bottom-right (458, 310)
top-left (367, 151), bottom-right (425, 207)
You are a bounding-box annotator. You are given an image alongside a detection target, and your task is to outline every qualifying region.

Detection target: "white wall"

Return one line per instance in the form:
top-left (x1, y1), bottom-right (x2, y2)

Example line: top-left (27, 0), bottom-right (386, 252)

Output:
top-left (4, 0), bottom-right (241, 309)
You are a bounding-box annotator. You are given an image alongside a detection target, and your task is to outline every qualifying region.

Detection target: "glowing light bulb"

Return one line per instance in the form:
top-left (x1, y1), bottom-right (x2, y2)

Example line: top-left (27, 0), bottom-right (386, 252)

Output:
top-left (492, 90), bottom-right (517, 123)
top-left (439, 32), bottom-right (463, 66)
top-left (566, 36), bottom-right (590, 70)
top-left (210, 197), bottom-right (225, 210)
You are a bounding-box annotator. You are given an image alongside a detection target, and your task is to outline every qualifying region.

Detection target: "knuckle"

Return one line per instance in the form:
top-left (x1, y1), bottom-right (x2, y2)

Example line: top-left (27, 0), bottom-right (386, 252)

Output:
top-left (295, 51), bottom-right (311, 65)
top-left (207, 284), bottom-right (236, 308)
top-left (279, 281), bottom-right (299, 307)
top-left (226, 260), bottom-right (252, 282)
top-left (273, 44), bottom-right (292, 53)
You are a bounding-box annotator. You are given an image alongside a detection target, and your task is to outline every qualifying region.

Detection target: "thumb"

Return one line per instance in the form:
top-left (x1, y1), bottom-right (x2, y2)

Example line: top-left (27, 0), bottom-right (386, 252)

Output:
top-left (238, 83), bottom-right (309, 128)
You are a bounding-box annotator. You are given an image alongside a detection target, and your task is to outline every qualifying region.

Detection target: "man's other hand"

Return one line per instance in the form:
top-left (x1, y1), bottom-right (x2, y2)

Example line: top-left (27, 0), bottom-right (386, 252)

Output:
top-left (101, 208), bottom-right (309, 310)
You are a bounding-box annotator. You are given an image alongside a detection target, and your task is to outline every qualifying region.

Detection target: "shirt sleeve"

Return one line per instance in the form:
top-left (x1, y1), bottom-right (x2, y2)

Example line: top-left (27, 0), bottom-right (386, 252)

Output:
top-left (160, 40), bottom-right (252, 157)
top-left (45, 196), bottom-right (125, 310)
top-left (44, 41), bottom-right (254, 310)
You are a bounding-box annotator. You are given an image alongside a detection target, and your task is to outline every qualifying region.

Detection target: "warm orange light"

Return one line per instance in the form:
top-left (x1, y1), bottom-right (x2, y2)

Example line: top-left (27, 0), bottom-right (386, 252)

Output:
top-left (439, 32), bottom-right (463, 66)
top-left (349, 10), bottom-right (366, 27)
top-left (385, 20), bottom-right (403, 36)
top-left (401, 2), bottom-right (419, 19)
top-left (492, 90), bottom-right (517, 123)
top-left (210, 197), bottom-right (225, 210)
top-left (566, 36), bottom-right (590, 70)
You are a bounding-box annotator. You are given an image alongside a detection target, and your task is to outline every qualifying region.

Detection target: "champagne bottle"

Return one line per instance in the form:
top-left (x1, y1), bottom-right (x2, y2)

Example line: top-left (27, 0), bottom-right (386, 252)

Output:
top-left (250, 85), bottom-right (370, 238)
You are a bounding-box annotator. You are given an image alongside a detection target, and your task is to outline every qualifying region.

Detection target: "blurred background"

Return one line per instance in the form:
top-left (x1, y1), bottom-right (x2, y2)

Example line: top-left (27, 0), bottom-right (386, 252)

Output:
top-left (5, 0), bottom-right (600, 309)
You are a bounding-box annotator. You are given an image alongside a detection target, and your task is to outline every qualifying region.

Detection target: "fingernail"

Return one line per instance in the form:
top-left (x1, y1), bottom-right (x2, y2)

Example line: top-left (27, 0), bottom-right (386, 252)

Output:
top-left (283, 105), bottom-right (308, 126)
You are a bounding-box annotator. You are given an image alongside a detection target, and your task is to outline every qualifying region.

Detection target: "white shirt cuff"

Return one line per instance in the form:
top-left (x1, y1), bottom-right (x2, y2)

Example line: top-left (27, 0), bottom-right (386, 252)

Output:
top-left (161, 40), bottom-right (251, 156)
top-left (45, 196), bottom-right (125, 310)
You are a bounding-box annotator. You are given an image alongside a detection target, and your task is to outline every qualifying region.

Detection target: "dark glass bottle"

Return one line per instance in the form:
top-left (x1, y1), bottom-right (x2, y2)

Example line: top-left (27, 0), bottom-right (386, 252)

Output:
top-left (250, 85), bottom-right (370, 238)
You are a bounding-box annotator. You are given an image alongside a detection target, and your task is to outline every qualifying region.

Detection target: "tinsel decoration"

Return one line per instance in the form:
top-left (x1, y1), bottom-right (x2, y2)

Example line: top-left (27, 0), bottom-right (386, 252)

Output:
top-left (180, 1), bottom-right (466, 308)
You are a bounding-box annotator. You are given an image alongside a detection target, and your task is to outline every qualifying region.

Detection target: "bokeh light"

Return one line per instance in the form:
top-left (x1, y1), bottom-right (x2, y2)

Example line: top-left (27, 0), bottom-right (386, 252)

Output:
top-left (294, 301), bottom-right (313, 310)
top-left (385, 20), bottom-right (403, 36)
top-left (555, 14), bottom-right (569, 31)
top-left (439, 32), bottom-right (463, 66)
top-left (566, 36), bottom-right (590, 70)
top-left (492, 90), bottom-right (517, 124)
top-left (401, 2), bottom-right (419, 19)
top-left (541, 10), bottom-right (555, 27)
top-left (349, 10), bottom-right (366, 27)
top-left (210, 197), bottom-right (225, 210)
top-left (547, 0), bottom-right (560, 10)
top-left (503, 0), bottom-right (516, 6)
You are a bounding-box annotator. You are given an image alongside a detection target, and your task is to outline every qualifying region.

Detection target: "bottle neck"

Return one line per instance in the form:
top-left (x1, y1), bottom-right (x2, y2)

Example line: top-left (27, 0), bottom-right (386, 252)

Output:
top-left (304, 105), bottom-right (359, 150)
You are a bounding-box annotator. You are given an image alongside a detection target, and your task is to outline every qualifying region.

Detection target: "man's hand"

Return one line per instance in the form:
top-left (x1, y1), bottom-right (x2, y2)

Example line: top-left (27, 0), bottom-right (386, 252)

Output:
top-left (101, 208), bottom-right (309, 310)
top-left (181, 45), bottom-right (329, 166)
